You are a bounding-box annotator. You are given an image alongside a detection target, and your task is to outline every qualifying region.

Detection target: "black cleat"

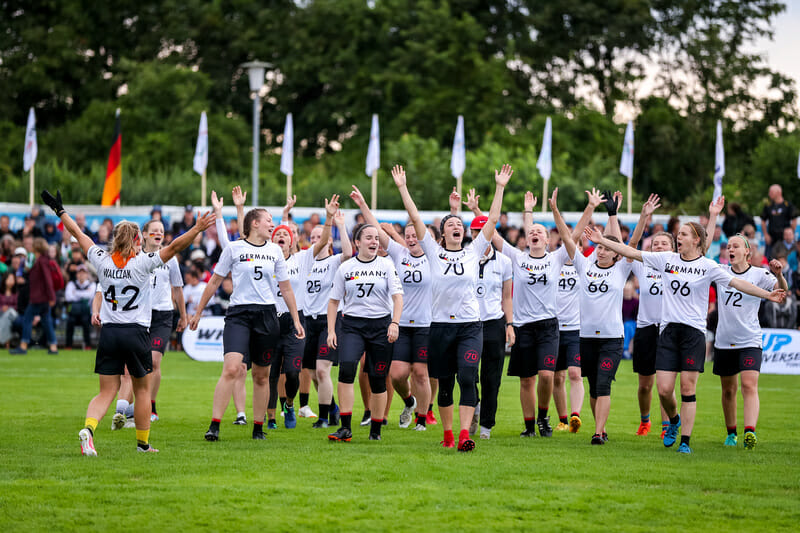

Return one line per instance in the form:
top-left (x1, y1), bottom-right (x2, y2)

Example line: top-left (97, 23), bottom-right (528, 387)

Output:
top-left (537, 416), bottom-right (553, 437)
top-left (602, 432), bottom-right (609, 442)
top-left (329, 404), bottom-right (340, 426)
top-left (360, 411), bottom-right (372, 426)
top-left (233, 415), bottom-right (247, 425)
top-left (368, 433), bottom-right (382, 441)
top-left (252, 432), bottom-right (266, 440)
top-left (204, 427), bottom-right (219, 441)
top-left (311, 419), bottom-right (329, 429)
top-left (520, 428), bottom-right (538, 438)
top-left (591, 434), bottom-right (605, 445)
top-left (328, 426), bottom-right (352, 442)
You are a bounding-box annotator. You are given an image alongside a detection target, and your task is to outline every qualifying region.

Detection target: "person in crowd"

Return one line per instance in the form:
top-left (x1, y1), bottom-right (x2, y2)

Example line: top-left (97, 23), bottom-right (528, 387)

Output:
top-left (722, 202), bottom-right (754, 239)
top-left (64, 265), bottom-right (96, 349)
top-left (0, 271), bottom-right (18, 347)
top-left (172, 205), bottom-right (196, 237)
top-left (761, 184), bottom-right (797, 258)
top-left (9, 237), bottom-right (57, 355)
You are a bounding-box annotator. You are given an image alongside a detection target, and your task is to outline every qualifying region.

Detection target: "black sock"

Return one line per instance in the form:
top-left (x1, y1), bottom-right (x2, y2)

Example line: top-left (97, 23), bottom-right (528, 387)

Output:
top-left (137, 442), bottom-right (150, 451)
top-left (370, 418), bottom-right (383, 435)
top-left (319, 404), bottom-right (330, 420)
top-left (680, 435), bottom-right (690, 446)
top-left (330, 396), bottom-right (336, 407)
top-left (537, 407), bottom-right (548, 420)
top-left (404, 395), bottom-right (415, 408)
top-left (727, 426), bottom-right (737, 436)
top-left (279, 397), bottom-right (286, 410)
top-left (670, 414), bottom-right (680, 425)
top-left (571, 411), bottom-right (580, 417)
top-left (525, 418), bottom-right (536, 432)
top-left (416, 414), bottom-right (426, 427)
top-left (428, 403), bottom-right (434, 412)
top-left (559, 416), bottom-right (568, 424)
top-left (209, 420), bottom-right (220, 431)
top-left (151, 400), bottom-right (157, 414)
top-left (253, 421), bottom-right (263, 435)
top-left (299, 393), bottom-right (309, 408)
top-left (341, 413), bottom-right (352, 429)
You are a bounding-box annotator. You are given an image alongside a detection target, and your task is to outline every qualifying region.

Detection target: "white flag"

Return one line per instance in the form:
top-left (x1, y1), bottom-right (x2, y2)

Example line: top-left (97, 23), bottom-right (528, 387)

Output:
top-left (280, 113), bottom-right (294, 176)
top-left (366, 114), bottom-right (380, 176)
top-left (23, 108), bottom-right (37, 172)
top-left (193, 111), bottom-right (208, 175)
top-left (620, 121), bottom-right (634, 180)
top-left (713, 120), bottom-right (725, 201)
top-left (536, 117), bottom-right (552, 181)
top-left (451, 115), bottom-right (466, 178)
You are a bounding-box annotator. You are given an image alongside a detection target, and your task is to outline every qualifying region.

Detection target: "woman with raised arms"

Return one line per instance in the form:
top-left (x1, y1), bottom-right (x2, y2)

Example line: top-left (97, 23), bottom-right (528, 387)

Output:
top-left (392, 163), bottom-right (511, 452)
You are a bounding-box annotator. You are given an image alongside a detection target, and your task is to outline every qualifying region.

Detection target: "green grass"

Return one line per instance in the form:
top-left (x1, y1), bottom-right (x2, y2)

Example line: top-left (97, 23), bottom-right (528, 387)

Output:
top-left (1, 350), bottom-right (799, 532)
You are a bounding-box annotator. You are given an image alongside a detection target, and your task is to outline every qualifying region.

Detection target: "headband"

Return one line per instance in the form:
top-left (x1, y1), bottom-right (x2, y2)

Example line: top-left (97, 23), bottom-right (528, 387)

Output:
top-left (734, 233), bottom-right (751, 249)
top-left (688, 223), bottom-right (700, 239)
top-left (440, 214), bottom-right (462, 234)
top-left (354, 224), bottom-right (375, 242)
top-left (272, 225), bottom-right (294, 246)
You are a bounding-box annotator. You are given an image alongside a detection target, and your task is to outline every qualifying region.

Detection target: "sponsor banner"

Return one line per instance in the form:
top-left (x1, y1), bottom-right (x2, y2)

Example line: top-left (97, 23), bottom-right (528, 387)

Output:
top-left (761, 328), bottom-right (800, 375)
top-left (182, 316), bottom-right (225, 362)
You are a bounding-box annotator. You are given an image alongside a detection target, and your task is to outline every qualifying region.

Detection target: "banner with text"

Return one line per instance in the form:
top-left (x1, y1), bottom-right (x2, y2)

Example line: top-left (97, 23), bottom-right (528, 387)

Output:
top-left (182, 316), bottom-right (225, 362)
top-left (761, 328), bottom-right (800, 375)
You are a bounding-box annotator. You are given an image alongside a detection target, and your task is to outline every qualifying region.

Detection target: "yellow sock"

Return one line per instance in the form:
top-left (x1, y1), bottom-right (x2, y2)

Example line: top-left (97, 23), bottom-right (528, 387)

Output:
top-left (85, 417), bottom-right (98, 434)
top-left (136, 429), bottom-right (150, 446)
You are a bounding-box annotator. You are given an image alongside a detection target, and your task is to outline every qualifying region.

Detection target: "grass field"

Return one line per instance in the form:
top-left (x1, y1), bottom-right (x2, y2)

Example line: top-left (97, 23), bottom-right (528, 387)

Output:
top-left (1, 349), bottom-right (799, 532)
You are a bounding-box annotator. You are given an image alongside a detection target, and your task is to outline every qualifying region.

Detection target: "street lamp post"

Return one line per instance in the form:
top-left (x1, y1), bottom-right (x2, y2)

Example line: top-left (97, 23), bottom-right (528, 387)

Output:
top-left (242, 61), bottom-right (272, 207)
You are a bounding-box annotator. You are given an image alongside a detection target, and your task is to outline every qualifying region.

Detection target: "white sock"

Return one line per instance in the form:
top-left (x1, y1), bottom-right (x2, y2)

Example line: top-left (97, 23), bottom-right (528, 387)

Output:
top-left (116, 399), bottom-right (129, 415)
top-left (237, 411), bottom-right (246, 419)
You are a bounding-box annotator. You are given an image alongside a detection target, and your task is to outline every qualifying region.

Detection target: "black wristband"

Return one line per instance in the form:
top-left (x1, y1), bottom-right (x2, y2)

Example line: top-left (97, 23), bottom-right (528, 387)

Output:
top-left (390, 321), bottom-right (399, 326)
top-left (505, 323), bottom-right (513, 327)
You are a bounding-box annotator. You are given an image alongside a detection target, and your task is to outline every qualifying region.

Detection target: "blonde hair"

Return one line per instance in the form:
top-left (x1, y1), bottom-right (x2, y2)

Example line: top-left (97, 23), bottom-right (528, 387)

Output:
top-left (110, 221), bottom-right (141, 257)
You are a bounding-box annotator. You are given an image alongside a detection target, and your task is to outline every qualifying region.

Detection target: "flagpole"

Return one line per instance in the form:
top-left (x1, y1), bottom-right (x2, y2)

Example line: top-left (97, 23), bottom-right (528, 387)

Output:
top-left (287, 174), bottom-right (293, 199)
top-left (29, 166), bottom-right (34, 208)
top-left (456, 175), bottom-right (462, 207)
top-left (627, 178), bottom-right (632, 214)
top-left (542, 179), bottom-right (548, 213)
top-left (371, 170), bottom-right (378, 210)
top-left (201, 170), bottom-right (207, 208)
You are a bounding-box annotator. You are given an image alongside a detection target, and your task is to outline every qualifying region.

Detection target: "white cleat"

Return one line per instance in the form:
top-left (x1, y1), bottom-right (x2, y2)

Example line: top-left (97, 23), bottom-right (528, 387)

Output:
top-left (480, 426), bottom-right (491, 440)
top-left (111, 412), bottom-right (125, 431)
top-left (150, 413), bottom-right (159, 422)
top-left (399, 396), bottom-right (417, 428)
top-left (79, 429), bottom-right (97, 456)
top-left (413, 424), bottom-right (427, 431)
top-left (123, 417), bottom-right (136, 429)
top-left (137, 446), bottom-right (160, 453)
top-left (298, 405), bottom-right (317, 418)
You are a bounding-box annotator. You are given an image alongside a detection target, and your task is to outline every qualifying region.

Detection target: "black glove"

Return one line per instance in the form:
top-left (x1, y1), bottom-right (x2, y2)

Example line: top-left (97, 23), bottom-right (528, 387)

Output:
top-left (602, 190), bottom-right (617, 216)
top-left (41, 189), bottom-right (65, 217)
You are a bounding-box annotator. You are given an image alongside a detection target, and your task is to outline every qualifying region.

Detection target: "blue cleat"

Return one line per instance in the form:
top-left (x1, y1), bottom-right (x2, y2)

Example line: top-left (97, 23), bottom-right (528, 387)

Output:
top-left (724, 434), bottom-right (738, 447)
top-left (663, 416), bottom-right (681, 448)
top-left (267, 420), bottom-right (278, 430)
top-left (677, 442), bottom-right (692, 454)
top-left (284, 405), bottom-right (297, 429)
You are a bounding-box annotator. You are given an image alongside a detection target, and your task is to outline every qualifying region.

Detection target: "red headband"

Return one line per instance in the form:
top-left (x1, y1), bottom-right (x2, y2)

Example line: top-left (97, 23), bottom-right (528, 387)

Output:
top-left (272, 225), bottom-right (294, 246)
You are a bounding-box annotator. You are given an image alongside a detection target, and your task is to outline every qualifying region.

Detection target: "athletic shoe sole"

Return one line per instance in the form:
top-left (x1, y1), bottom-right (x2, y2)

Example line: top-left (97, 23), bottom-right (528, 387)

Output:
top-left (457, 439), bottom-right (476, 452)
top-left (569, 416), bottom-right (581, 433)
top-left (79, 429), bottom-right (97, 457)
top-left (111, 413), bottom-right (125, 431)
top-left (744, 432), bottom-right (757, 450)
top-left (204, 430), bottom-right (219, 441)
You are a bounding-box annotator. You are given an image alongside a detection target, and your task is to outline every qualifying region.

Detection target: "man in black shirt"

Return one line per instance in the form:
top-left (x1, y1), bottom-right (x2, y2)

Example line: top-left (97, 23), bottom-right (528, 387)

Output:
top-left (761, 184), bottom-right (797, 258)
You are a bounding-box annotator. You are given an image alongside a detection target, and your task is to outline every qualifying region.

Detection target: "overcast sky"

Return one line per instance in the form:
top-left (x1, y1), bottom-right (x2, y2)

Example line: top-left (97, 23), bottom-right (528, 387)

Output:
top-left (758, 1), bottom-right (800, 89)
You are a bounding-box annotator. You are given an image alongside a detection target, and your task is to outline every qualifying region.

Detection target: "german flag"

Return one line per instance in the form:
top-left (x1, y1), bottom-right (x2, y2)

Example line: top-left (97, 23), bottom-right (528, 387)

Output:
top-left (101, 108), bottom-right (121, 206)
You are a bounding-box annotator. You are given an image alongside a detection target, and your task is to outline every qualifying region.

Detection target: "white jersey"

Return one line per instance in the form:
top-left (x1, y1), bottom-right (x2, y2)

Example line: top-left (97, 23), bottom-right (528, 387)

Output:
top-left (271, 248), bottom-right (312, 314)
top-left (87, 245), bottom-right (163, 328)
top-left (631, 261), bottom-right (663, 328)
top-left (642, 252), bottom-right (733, 334)
top-left (150, 256), bottom-right (183, 312)
top-left (573, 251), bottom-right (633, 338)
top-left (557, 264), bottom-right (580, 331)
top-left (304, 254), bottom-right (344, 318)
top-left (184, 282), bottom-right (212, 316)
top-left (502, 245), bottom-right (570, 325)
top-left (331, 256), bottom-right (403, 318)
top-left (214, 239), bottom-right (288, 307)
top-left (476, 248), bottom-right (512, 322)
top-left (420, 231), bottom-right (487, 323)
top-left (65, 280), bottom-right (97, 303)
top-left (386, 239), bottom-right (432, 327)
top-left (715, 265), bottom-right (776, 349)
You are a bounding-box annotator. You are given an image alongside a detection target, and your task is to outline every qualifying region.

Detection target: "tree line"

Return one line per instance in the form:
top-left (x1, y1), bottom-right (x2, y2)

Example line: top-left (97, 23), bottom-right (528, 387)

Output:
top-left (1, 0), bottom-right (797, 213)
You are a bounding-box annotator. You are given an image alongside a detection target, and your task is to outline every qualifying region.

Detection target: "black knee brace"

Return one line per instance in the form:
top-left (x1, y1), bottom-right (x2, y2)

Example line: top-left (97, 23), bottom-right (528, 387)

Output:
top-left (595, 373), bottom-right (614, 397)
top-left (438, 375), bottom-right (455, 407)
top-left (267, 371), bottom-right (280, 410)
top-left (456, 368), bottom-right (479, 407)
top-left (284, 372), bottom-right (299, 399)
top-left (338, 362), bottom-right (358, 384)
top-left (368, 374), bottom-right (387, 394)
top-left (681, 394), bottom-right (696, 403)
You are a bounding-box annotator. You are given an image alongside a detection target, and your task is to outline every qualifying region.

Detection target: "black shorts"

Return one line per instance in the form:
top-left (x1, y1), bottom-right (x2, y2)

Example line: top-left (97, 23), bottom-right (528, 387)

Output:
top-left (393, 326), bottom-right (430, 364)
top-left (632, 324), bottom-right (659, 376)
top-left (276, 311), bottom-right (305, 374)
top-left (656, 323), bottom-right (706, 373)
top-left (713, 346), bottom-right (763, 376)
top-left (149, 310), bottom-right (174, 354)
top-left (580, 337), bottom-right (624, 398)
top-left (302, 314), bottom-right (341, 369)
top-left (96, 324), bottom-right (152, 378)
top-left (556, 329), bottom-right (581, 371)
top-left (508, 317), bottom-right (560, 377)
top-left (338, 315), bottom-right (393, 378)
top-left (428, 321), bottom-right (483, 379)
top-left (223, 304), bottom-right (280, 367)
